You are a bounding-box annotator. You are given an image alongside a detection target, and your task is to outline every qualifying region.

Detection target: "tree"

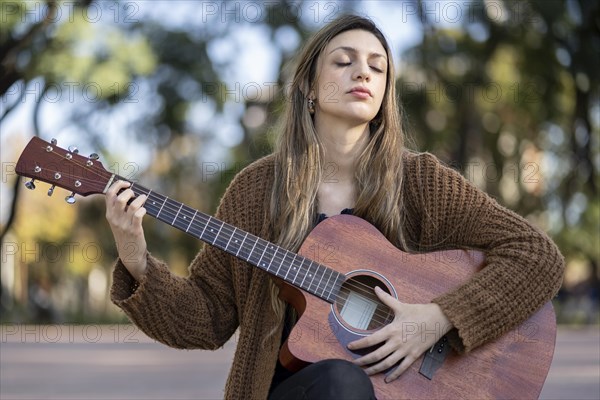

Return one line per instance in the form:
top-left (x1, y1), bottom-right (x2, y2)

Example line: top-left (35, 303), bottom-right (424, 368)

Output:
top-left (399, 0), bottom-right (599, 321)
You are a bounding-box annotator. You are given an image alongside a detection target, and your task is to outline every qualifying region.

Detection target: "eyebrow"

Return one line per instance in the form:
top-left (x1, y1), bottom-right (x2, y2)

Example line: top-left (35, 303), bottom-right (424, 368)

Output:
top-left (328, 46), bottom-right (387, 60)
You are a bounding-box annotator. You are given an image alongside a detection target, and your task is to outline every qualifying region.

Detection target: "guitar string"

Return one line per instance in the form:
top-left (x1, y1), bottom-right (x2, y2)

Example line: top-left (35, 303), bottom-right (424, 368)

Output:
top-left (36, 161), bottom-right (398, 323)
top-left (35, 158), bottom-right (397, 315)
top-left (37, 153), bottom-right (397, 324)
top-left (134, 184), bottom-right (398, 311)
top-left (33, 149), bottom-right (375, 301)
top-left (115, 178), bottom-right (394, 305)
top-left (37, 166), bottom-right (396, 326)
top-left (134, 184), bottom-right (399, 326)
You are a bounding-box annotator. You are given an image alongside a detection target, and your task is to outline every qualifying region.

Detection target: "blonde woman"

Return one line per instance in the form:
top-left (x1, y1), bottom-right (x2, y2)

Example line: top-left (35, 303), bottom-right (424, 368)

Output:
top-left (106, 15), bottom-right (564, 400)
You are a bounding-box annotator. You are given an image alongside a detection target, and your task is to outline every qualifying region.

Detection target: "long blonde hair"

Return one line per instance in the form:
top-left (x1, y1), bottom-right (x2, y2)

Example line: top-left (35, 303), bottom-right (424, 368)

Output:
top-left (268, 15), bottom-right (408, 323)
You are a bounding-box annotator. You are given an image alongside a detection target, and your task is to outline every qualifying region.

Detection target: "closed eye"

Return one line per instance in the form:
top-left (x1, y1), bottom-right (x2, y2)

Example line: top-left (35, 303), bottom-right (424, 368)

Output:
top-left (335, 62), bottom-right (384, 73)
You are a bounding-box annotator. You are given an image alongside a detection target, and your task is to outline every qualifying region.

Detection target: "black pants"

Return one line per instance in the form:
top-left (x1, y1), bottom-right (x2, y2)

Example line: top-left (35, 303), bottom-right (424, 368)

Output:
top-left (268, 359), bottom-right (376, 400)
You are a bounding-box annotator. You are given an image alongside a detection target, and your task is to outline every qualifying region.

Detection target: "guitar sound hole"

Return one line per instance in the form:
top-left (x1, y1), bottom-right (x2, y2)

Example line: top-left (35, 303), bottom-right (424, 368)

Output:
top-left (334, 274), bottom-right (394, 332)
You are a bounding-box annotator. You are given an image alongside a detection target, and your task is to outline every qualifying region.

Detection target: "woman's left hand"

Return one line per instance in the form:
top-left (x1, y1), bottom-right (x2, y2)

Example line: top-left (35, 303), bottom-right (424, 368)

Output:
top-left (347, 286), bottom-right (453, 383)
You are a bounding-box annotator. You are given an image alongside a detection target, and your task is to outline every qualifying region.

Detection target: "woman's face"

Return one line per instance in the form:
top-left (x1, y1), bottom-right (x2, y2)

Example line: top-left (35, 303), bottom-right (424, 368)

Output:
top-left (312, 29), bottom-right (388, 127)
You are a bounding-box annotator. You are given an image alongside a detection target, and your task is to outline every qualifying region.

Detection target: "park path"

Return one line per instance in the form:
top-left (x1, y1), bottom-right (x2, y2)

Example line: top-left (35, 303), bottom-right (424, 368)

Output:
top-left (1, 325), bottom-right (598, 399)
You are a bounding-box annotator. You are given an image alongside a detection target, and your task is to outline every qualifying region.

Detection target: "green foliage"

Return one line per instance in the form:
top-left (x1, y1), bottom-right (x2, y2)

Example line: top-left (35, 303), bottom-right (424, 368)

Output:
top-left (1, 0), bottom-right (598, 323)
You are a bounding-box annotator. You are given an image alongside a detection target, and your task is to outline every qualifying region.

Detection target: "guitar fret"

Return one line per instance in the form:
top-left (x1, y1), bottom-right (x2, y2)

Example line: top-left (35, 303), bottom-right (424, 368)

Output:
top-left (289, 254), bottom-right (300, 282)
top-left (316, 266), bottom-right (326, 297)
top-left (235, 232), bottom-right (248, 258)
top-left (241, 235), bottom-right (256, 262)
top-left (224, 226), bottom-right (236, 251)
top-left (256, 239), bottom-right (269, 269)
top-left (145, 190), bottom-right (156, 213)
top-left (157, 196), bottom-right (168, 217)
top-left (299, 260), bottom-right (310, 289)
top-left (199, 216), bottom-right (210, 239)
top-left (322, 268), bottom-right (334, 298)
top-left (228, 230), bottom-right (240, 252)
top-left (206, 219), bottom-right (221, 245)
top-left (213, 221), bottom-right (224, 245)
top-left (308, 262), bottom-right (318, 293)
top-left (328, 275), bottom-right (343, 303)
top-left (218, 224), bottom-right (235, 251)
top-left (186, 210), bottom-right (197, 233)
top-left (272, 246), bottom-right (283, 276)
top-left (173, 203), bottom-right (183, 225)
top-left (247, 237), bottom-right (259, 264)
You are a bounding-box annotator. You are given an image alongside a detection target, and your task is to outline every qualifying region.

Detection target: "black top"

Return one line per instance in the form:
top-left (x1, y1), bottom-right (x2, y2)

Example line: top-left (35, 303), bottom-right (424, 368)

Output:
top-left (269, 208), bottom-right (354, 394)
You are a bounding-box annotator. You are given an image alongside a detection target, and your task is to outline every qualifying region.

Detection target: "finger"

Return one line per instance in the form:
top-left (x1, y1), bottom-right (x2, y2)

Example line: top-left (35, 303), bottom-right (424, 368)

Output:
top-left (353, 341), bottom-right (395, 367)
top-left (366, 349), bottom-right (407, 377)
top-left (130, 206), bottom-right (147, 230)
top-left (106, 181), bottom-right (131, 213)
top-left (115, 188), bottom-right (136, 211)
top-left (133, 206), bottom-right (147, 221)
top-left (129, 197), bottom-right (147, 225)
top-left (106, 181), bottom-right (132, 219)
top-left (384, 353), bottom-right (417, 383)
top-left (127, 194), bottom-right (147, 213)
top-left (374, 286), bottom-right (402, 311)
top-left (348, 328), bottom-right (388, 351)
top-left (106, 180), bottom-right (131, 200)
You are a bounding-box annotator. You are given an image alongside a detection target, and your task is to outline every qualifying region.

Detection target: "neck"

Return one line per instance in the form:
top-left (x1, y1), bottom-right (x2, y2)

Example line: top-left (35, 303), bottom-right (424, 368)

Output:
top-left (314, 118), bottom-right (370, 180)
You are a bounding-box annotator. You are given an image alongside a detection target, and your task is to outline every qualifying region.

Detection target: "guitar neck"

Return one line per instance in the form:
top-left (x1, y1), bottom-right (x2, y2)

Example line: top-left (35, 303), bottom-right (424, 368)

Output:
top-left (123, 178), bottom-right (343, 304)
top-left (12, 135), bottom-right (342, 304)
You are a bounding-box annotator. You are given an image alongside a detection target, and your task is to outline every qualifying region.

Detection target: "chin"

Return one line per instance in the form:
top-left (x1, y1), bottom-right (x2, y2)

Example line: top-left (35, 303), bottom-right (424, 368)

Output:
top-left (317, 104), bottom-right (379, 126)
top-left (341, 110), bottom-right (378, 124)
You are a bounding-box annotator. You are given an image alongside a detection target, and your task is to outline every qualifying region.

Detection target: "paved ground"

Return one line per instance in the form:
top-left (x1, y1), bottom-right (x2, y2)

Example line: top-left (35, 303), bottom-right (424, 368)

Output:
top-left (1, 325), bottom-right (598, 399)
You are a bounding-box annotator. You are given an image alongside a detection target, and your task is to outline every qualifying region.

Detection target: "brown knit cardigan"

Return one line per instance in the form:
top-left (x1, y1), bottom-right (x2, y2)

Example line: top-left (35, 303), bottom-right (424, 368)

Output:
top-left (110, 151), bottom-right (564, 399)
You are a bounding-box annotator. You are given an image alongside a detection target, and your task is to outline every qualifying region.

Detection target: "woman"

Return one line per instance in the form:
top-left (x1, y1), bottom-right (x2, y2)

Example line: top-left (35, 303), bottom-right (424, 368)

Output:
top-left (106, 15), bottom-right (564, 400)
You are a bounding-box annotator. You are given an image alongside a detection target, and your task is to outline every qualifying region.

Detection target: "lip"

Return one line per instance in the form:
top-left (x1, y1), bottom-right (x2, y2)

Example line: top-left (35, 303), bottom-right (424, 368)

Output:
top-left (348, 86), bottom-right (372, 98)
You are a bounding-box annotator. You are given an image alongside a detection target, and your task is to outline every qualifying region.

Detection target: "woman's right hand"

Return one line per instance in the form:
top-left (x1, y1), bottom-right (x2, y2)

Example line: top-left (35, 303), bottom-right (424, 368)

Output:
top-left (105, 180), bottom-right (148, 281)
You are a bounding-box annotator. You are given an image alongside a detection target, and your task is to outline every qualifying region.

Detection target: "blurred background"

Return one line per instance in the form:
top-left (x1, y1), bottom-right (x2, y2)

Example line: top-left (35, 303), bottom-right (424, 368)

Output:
top-left (1, 1), bottom-right (599, 399)
top-left (1, 0), bottom-right (598, 341)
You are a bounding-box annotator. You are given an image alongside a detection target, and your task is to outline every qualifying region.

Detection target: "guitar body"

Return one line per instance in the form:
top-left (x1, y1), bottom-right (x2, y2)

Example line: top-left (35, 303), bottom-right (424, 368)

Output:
top-left (278, 215), bottom-right (556, 400)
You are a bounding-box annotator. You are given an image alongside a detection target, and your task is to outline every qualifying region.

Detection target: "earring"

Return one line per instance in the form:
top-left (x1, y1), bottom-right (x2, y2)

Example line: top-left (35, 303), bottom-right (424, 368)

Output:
top-left (308, 98), bottom-right (315, 114)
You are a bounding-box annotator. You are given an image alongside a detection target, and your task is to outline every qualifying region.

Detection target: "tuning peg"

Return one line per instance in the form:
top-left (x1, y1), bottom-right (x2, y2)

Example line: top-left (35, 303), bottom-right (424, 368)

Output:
top-left (68, 145), bottom-right (79, 155)
top-left (65, 192), bottom-right (76, 204)
top-left (51, 138), bottom-right (57, 145)
top-left (47, 185), bottom-right (55, 196)
top-left (25, 179), bottom-right (36, 190)
top-left (87, 153), bottom-right (99, 166)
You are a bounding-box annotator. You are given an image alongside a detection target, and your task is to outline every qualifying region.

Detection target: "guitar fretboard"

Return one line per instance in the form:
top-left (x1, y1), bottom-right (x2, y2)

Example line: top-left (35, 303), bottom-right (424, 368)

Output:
top-left (126, 180), bottom-right (344, 303)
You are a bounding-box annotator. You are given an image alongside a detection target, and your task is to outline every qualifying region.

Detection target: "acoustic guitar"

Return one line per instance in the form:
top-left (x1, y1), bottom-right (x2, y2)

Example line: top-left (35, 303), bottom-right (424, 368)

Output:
top-left (16, 136), bottom-right (556, 399)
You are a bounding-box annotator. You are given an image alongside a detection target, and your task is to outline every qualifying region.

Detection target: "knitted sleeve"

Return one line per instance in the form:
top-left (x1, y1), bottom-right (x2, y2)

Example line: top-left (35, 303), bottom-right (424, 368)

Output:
top-left (110, 245), bottom-right (237, 350)
top-left (109, 160), bottom-right (270, 350)
top-left (403, 152), bottom-right (565, 353)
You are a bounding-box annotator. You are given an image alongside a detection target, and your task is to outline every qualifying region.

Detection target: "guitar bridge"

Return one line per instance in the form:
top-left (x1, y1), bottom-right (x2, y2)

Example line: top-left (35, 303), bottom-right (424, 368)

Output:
top-left (419, 336), bottom-right (450, 380)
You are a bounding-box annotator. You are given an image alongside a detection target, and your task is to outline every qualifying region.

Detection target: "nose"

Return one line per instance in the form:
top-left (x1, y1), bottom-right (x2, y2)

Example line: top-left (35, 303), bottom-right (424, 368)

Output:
top-left (352, 60), bottom-right (371, 82)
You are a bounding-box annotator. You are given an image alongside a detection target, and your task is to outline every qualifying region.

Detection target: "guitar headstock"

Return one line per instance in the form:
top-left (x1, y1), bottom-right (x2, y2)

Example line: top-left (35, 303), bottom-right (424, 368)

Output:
top-left (16, 137), bottom-right (113, 203)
